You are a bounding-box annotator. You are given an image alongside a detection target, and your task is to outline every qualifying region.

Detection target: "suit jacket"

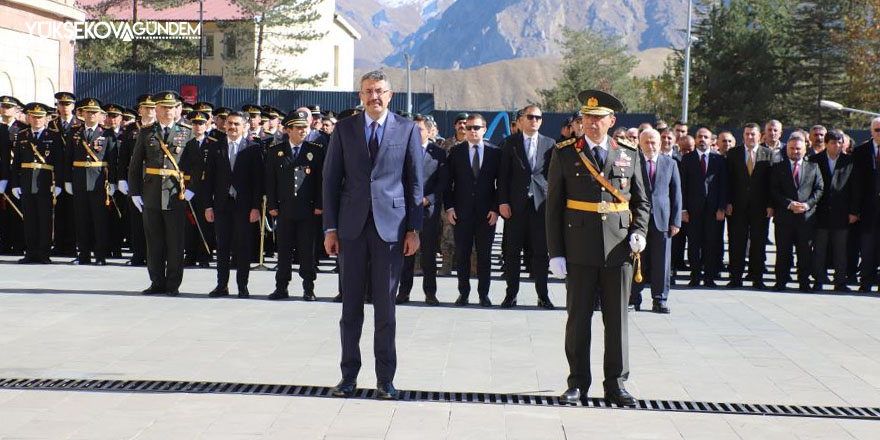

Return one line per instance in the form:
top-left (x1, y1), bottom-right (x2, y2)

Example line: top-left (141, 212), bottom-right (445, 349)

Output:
top-left (641, 154), bottom-right (681, 232)
top-left (809, 151), bottom-right (857, 229)
top-left (852, 140), bottom-right (880, 225)
top-left (680, 150), bottom-right (728, 217)
top-left (498, 132), bottom-right (554, 212)
top-left (205, 137), bottom-right (263, 213)
top-left (421, 142), bottom-right (447, 218)
top-left (265, 140), bottom-right (324, 220)
top-left (322, 112), bottom-right (424, 242)
top-left (129, 121), bottom-right (198, 210)
top-left (11, 127), bottom-right (65, 194)
top-left (443, 141), bottom-right (502, 221)
top-left (185, 134), bottom-right (218, 199)
top-left (770, 158), bottom-right (824, 225)
top-left (726, 145), bottom-right (774, 214)
top-left (66, 125), bottom-right (118, 192)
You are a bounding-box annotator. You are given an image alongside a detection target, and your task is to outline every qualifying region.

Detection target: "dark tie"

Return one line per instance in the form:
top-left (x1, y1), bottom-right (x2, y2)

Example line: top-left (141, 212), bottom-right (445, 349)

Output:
top-left (368, 121), bottom-right (379, 164)
top-left (648, 159), bottom-right (656, 188)
top-left (85, 128), bottom-right (94, 142)
top-left (293, 146), bottom-right (299, 160)
top-left (593, 146), bottom-right (604, 169)
top-left (472, 144), bottom-right (480, 178)
top-left (163, 127), bottom-right (170, 142)
top-left (701, 154), bottom-right (707, 175)
top-left (793, 161), bottom-right (800, 188)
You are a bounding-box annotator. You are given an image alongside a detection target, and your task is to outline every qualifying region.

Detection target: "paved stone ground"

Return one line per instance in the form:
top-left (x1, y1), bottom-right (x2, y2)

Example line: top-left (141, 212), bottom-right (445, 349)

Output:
top-left (0, 253), bottom-right (879, 439)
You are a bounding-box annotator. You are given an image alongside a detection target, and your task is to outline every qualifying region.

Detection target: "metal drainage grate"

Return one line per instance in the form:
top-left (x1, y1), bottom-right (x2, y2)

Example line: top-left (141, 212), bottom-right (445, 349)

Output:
top-left (0, 377), bottom-right (877, 421)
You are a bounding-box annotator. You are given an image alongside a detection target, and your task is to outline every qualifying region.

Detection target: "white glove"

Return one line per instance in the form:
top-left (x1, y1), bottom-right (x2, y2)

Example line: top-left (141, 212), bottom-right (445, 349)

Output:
top-left (118, 180), bottom-right (129, 195)
top-left (108, 184), bottom-right (117, 196)
top-left (629, 233), bottom-right (646, 253)
top-left (64, 182), bottom-right (73, 195)
top-left (549, 256), bottom-right (567, 279)
top-left (0, 180), bottom-right (7, 193)
top-left (131, 195), bottom-right (144, 212)
top-left (53, 186), bottom-right (62, 197)
top-left (11, 187), bottom-right (21, 199)
top-left (184, 189), bottom-right (194, 202)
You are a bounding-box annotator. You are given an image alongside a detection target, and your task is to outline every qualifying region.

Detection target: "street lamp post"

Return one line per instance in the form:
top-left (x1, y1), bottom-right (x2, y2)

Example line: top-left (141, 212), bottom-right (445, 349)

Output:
top-left (404, 53), bottom-right (413, 114)
top-left (681, 0), bottom-right (693, 124)
top-left (820, 100), bottom-right (880, 118)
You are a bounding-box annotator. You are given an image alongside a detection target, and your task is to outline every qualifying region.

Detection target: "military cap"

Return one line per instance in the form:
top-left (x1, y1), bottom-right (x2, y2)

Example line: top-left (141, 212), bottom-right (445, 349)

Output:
top-left (24, 102), bottom-right (50, 117)
top-left (322, 110), bottom-right (336, 119)
top-left (283, 109), bottom-right (310, 128)
top-left (571, 110), bottom-right (583, 119)
top-left (0, 96), bottom-right (22, 108)
top-left (397, 110), bottom-right (412, 119)
top-left (577, 90), bottom-right (624, 116)
top-left (102, 103), bottom-right (124, 116)
top-left (194, 101), bottom-right (214, 114)
top-left (54, 92), bottom-right (76, 104)
top-left (241, 104), bottom-right (261, 116)
top-left (308, 105), bottom-right (321, 116)
top-left (336, 108), bottom-right (360, 120)
top-left (187, 111), bottom-right (209, 123)
top-left (136, 94), bottom-right (157, 108)
top-left (152, 91), bottom-right (182, 107)
top-left (214, 107), bottom-right (230, 117)
top-left (262, 105), bottom-right (282, 119)
top-left (122, 108), bottom-right (137, 121)
top-left (454, 112), bottom-right (469, 122)
top-left (182, 103), bottom-right (194, 113)
top-left (260, 111), bottom-right (269, 122)
top-left (75, 97), bottom-right (103, 112)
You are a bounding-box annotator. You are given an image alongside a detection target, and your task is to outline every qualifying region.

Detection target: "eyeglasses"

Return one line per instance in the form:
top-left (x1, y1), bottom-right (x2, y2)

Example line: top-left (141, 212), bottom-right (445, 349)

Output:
top-left (873, 128), bottom-right (880, 133)
top-left (361, 88), bottom-right (390, 97)
top-left (465, 125), bottom-right (483, 131)
top-left (525, 114), bottom-right (542, 121)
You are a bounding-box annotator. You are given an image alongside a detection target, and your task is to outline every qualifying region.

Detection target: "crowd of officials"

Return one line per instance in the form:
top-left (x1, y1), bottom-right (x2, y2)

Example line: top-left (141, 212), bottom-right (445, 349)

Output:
top-left (0, 91), bottom-right (878, 310)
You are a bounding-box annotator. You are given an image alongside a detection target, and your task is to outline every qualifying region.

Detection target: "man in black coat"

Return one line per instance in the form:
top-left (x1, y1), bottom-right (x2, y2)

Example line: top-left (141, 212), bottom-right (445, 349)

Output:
top-left (204, 110), bottom-right (264, 298)
top-left (182, 111), bottom-right (215, 268)
top-left (396, 115), bottom-right (446, 306)
top-left (444, 113), bottom-right (501, 307)
top-left (770, 132), bottom-right (824, 292)
top-left (725, 123), bottom-right (774, 289)
top-left (265, 110), bottom-right (324, 301)
top-left (498, 105), bottom-right (554, 309)
top-left (809, 130), bottom-right (858, 291)
top-left (851, 117), bottom-right (880, 291)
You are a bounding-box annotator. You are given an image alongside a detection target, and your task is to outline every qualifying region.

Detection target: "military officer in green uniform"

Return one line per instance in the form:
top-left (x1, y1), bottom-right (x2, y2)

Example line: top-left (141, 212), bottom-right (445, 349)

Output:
top-left (129, 91), bottom-right (198, 296)
top-left (547, 90), bottom-right (651, 407)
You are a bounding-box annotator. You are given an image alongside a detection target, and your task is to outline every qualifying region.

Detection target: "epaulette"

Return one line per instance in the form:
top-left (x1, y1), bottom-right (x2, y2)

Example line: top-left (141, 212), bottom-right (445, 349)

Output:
top-left (207, 135), bottom-right (217, 142)
top-left (615, 137), bottom-right (637, 150)
top-left (556, 137), bottom-right (577, 150)
top-left (268, 141), bottom-right (284, 150)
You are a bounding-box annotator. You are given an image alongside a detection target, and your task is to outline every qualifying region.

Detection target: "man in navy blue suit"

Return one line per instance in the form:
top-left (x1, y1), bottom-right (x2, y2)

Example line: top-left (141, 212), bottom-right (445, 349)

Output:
top-left (444, 113), bottom-right (501, 307)
top-left (630, 129), bottom-right (681, 313)
top-left (680, 127), bottom-right (727, 287)
top-left (323, 70), bottom-right (424, 400)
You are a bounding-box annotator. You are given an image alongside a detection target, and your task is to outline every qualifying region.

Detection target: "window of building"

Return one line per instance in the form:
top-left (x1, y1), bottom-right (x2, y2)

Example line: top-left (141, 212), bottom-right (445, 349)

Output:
top-left (202, 34), bottom-right (214, 58)
top-left (224, 34), bottom-right (236, 59)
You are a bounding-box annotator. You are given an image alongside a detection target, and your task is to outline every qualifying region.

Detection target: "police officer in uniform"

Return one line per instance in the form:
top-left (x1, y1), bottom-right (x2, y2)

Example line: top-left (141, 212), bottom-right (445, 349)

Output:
top-left (183, 110), bottom-right (215, 267)
top-left (548, 91), bottom-right (650, 407)
top-left (265, 110), bottom-right (324, 300)
top-left (129, 91), bottom-right (197, 295)
top-left (117, 94), bottom-right (157, 266)
top-left (10, 103), bottom-right (64, 263)
top-left (66, 98), bottom-right (118, 265)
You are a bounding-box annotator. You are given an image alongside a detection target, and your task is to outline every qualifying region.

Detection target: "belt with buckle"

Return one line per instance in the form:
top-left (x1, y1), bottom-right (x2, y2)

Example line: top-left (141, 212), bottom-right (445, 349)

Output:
top-left (21, 162), bottom-right (54, 171)
top-left (145, 168), bottom-right (183, 178)
top-left (566, 199), bottom-right (629, 214)
top-left (72, 161), bottom-right (107, 168)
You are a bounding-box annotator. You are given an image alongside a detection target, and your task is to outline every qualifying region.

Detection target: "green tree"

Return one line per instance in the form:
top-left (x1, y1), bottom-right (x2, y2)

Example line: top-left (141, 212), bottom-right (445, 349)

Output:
top-left (637, 51), bottom-right (685, 122)
top-left (539, 28), bottom-right (641, 112)
top-left (840, 0), bottom-right (880, 127)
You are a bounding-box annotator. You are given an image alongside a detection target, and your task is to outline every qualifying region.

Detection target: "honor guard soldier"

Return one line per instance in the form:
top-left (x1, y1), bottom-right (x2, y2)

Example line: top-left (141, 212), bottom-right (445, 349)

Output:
top-left (547, 90), bottom-right (651, 408)
top-left (0, 96), bottom-right (27, 255)
top-left (10, 103), bottom-right (64, 263)
top-left (212, 107), bottom-right (229, 137)
top-left (129, 91), bottom-right (198, 296)
top-left (66, 98), bottom-right (118, 265)
top-left (102, 103), bottom-right (126, 258)
top-left (265, 110), bottom-right (324, 300)
top-left (183, 110), bottom-right (215, 267)
top-left (242, 104), bottom-right (268, 145)
top-left (117, 95), bottom-right (157, 266)
top-left (122, 108), bottom-right (137, 126)
top-left (49, 92), bottom-right (80, 256)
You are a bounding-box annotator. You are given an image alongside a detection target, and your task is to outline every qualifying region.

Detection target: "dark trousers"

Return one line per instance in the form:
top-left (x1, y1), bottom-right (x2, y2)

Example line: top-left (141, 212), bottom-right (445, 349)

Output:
top-left (128, 197), bottom-right (146, 263)
top-left (184, 198), bottom-right (213, 265)
top-left (565, 262), bottom-right (631, 393)
top-left (143, 207), bottom-right (186, 291)
top-left (109, 193), bottom-right (125, 256)
top-left (0, 190), bottom-right (25, 254)
top-left (813, 228), bottom-right (847, 286)
top-left (275, 215), bottom-right (316, 292)
top-left (339, 217), bottom-right (403, 383)
top-left (21, 191), bottom-right (52, 260)
top-left (727, 209), bottom-right (769, 282)
top-left (400, 211), bottom-right (440, 296)
top-left (503, 203), bottom-right (548, 298)
top-left (52, 192), bottom-right (76, 255)
top-left (214, 202), bottom-right (253, 288)
top-left (775, 220), bottom-right (813, 286)
top-left (672, 222), bottom-right (687, 270)
top-left (847, 222), bottom-right (860, 281)
top-left (631, 221), bottom-right (671, 306)
top-left (686, 211), bottom-right (722, 282)
top-left (453, 216), bottom-right (496, 297)
top-left (73, 190), bottom-right (109, 261)
top-left (858, 224), bottom-right (880, 288)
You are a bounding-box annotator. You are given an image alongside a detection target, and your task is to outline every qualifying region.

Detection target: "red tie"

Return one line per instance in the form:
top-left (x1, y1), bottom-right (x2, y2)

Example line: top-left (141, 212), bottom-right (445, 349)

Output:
top-left (700, 154), bottom-right (707, 175)
top-left (793, 161), bottom-right (800, 188)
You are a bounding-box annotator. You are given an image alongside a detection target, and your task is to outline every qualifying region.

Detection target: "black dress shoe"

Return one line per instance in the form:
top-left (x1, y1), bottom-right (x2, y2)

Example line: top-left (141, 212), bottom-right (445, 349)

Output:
top-left (376, 382), bottom-right (399, 400)
top-left (726, 279), bottom-right (743, 288)
top-left (537, 297), bottom-right (554, 309)
top-left (859, 285), bottom-right (872, 293)
top-left (303, 291), bottom-right (317, 301)
top-left (753, 281), bottom-right (768, 290)
top-left (560, 387), bottom-right (586, 405)
top-left (74, 259), bottom-right (92, 265)
top-left (425, 293), bottom-right (440, 306)
top-left (95, 260), bottom-right (107, 266)
top-left (333, 293), bottom-right (343, 303)
top-left (238, 288), bottom-right (250, 298)
top-left (500, 295), bottom-right (517, 308)
top-left (395, 293), bottom-right (410, 305)
top-left (198, 261), bottom-right (210, 268)
top-left (209, 286), bottom-right (229, 297)
top-left (267, 289), bottom-right (288, 300)
top-left (40, 258), bottom-right (52, 264)
top-left (652, 303), bottom-right (670, 314)
top-left (478, 296), bottom-right (492, 307)
top-left (331, 380), bottom-right (357, 398)
top-left (17, 257), bottom-right (37, 264)
top-left (604, 388), bottom-right (638, 407)
top-left (834, 284), bottom-right (851, 292)
top-left (454, 294), bottom-right (469, 306)
top-left (141, 286), bottom-right (163, 295)
top-left (704, 279), bottom-right (717, 288)
top-left (166, 289), bottom-right (179, 297)
top-left (799, 284), bottom-right (813, 293)
top-left (773, 283), bottom-right (787, 292)
top-left (687, 279), bottom-right (701, 287)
